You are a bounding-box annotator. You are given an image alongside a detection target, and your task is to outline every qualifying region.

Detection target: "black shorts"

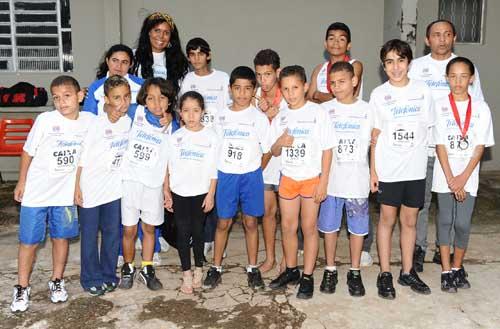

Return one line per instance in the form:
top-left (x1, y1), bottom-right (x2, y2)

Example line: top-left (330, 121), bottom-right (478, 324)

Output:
top-left (377, 179), bottom-right (426, 209)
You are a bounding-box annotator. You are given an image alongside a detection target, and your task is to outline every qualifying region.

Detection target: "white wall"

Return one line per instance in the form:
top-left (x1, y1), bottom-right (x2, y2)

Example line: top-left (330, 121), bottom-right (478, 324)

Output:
top-left (416, 0), bottom-right (500, 170)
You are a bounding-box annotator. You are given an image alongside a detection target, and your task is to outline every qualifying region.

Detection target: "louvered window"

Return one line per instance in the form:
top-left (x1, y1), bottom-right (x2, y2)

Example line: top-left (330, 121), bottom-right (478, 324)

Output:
top-left (0, 0), bottom-right (72, 72)
top-left (439, 0), bottom-right (484, 44)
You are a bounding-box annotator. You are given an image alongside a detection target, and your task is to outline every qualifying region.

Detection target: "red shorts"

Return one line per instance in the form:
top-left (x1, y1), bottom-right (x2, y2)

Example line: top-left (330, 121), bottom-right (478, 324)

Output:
top-left (278, 175), bottom-right (320, 199)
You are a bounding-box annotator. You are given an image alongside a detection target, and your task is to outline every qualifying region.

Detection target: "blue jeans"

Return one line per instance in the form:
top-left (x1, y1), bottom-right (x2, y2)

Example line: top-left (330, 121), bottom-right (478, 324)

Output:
top-left (79, 199), bottom-right (121, 289)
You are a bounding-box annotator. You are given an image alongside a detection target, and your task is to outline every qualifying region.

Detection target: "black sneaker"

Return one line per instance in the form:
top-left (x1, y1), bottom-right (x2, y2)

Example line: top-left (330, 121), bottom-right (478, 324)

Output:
top-left (119, 263), bottom-right (136, 289)
top-left (319, 269), bottom-right (338, 294)
top-left (413, 245), bottom-right (426, 273)
top-left (377, 272), bottom-right (396, 300)
top-left (87, 286), bottom-right (105, 296)
top-left (347, 270), bottom-right (365, 297)
top-left (138, 265), bottom-right (163, 291)
top-left (203, 266), bottom-right (222, 289)
top-left (398, 268), bottom-right (431, 295)
top-left (103, 282), bottom-right (117, 293)
top-left (441, 272), bottom-right (457, 293)
top-left (247, 268), bottom-right (265, 289)
top-left (296, 274), bottom-right (314, 299)
top-left (269, 267), bottom-right (300, 290)
top-left (453, 267), bottom-right (471, 289)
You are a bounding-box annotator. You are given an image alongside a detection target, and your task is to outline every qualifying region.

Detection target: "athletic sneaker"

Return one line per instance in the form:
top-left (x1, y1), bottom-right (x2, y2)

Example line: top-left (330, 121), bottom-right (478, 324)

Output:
top-left (319, 269), bottom-right (338, 294)
top-left (159, 236), bottom-right (170, 252)
top-left (269, 267), bottom-right (300, 290)
top-left (398, 268), bottom-right (431, 295)
top-left (119, 263), bottom-right (136, 289)
top-left (103, 282), bottom-right (117, 293)
top-left (10, 285), bottom-right (31, 313)
top-left (360, 251), bottom-right (373, 267)
top-left (247, 268), bottom-right (265, 289)
top-left (203, 266), bottom-right (222, 289)
top-left (377, 272), bottom-right (396, 300)
top-left (441, 272), bottom-right (457, 293)
top-left (413, 245), bottom-right (426, 273)
top-left (87, 286), bottom-right (105, 296)
top-left (138, 265), bottom-right (163, 291)
top-left (153, 252), bottom-right (162, 266)
top-left (453, 267), bottom-right (471, 289)
top-left (48, 278), bottom-right (68, 303)
top-left (347, 270), bottom-right (365, 297)
top-left (296, 274), bottom-right (314, 299)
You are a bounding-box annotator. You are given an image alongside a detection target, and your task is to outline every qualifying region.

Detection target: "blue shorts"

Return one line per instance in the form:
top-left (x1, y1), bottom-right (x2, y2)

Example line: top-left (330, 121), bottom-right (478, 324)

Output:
top-left (19, 206), bottom-right (79, 244)
top-left (216, 168), bottom-right (264, 219)
top-left (318, 196), bottom-right (369, 236)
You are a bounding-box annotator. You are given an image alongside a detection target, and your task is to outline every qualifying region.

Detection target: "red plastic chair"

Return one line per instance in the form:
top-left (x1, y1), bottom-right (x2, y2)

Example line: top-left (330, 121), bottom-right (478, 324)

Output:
top-left (0, 118), bottom-right (33, 182)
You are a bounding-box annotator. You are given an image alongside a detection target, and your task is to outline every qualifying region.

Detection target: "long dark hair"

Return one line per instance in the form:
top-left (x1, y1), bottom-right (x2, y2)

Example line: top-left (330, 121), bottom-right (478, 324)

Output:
top-left (96, 44), bottom-right (134, 79)
top-left (133, 12), bottom-right (188, 93)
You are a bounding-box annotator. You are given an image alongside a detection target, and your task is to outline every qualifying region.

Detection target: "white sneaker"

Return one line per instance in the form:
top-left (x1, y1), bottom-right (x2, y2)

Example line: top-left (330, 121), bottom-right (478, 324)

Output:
top-left (153, 252), bottom-right (162, 266)
top-left (204, 242), bottom-right (214, 257)
top-left (117, 255), bottom-right (124, 268)
top-left (159, 236), bottom-right (170, 252)
top-left (48, 278), bottom-right (68, 303)
top-left (360, 251), bottom-right (373, 267)
top-left (11, 285), bottom-right (31, 312)
top-left (135, 238), bottom-right (142, 250)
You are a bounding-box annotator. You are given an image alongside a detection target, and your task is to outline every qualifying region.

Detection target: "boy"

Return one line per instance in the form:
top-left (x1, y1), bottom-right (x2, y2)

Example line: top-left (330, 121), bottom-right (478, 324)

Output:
top-left (203, 66), bottom-right (271, 290)
top-left (179, 37), bottom-right (231, 257)
top-left (75, 75), bottom-right (132, 296)
top-left (11, 76), bottom-right (94, 312)
top-left (319, 61), bottom-right (372, 296)
top-left (269, 65), bottom-right (334, 299)
top-left (432, 57), bottom-right (494, 292)
top-left (408, 19), bottom-right (484, 271)
top-left (370, 39), bottom-right (435, 299)
top-left (308, 22), bottom-right (364, 103)
top-left (253, 49), bottom-right (288, 273)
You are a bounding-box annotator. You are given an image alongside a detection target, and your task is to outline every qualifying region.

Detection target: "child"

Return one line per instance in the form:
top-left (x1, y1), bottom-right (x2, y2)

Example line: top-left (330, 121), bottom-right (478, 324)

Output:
top-left (319, 61), bottom-right (372, 297)
top-left (253, 49), bottom-right (288, 273)
top-left (370, 39), bottom-right (435, 299)
top-left (11, 76), bottom-right (94, 312)
top-left (432, 57), bottom-right (494, 292)
top-left (308, 22), bottom-right (363, 103)
top-left (75, 75), bottom-right (132, 296)
top-left (164, 91), bottom-right (218, 294)
top-left (269, 65), bottom-right (334, 299)
top-left (202, 66), bottom-right (271, 290)
top-left (119, 78), bottom-right (179, 291)
top-left (179, 37), bottom-right (230, 258)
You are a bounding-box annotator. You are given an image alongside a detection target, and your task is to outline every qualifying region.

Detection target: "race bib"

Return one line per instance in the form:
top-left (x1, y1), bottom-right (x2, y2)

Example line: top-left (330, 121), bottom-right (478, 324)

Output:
top-left (446, 134), bottom-right (472, 158)
top-left (336, 138), bottom-right (360, 162)
top-left (49, 136), bottom-right (83, 176)
top-left (283, 139), bottom-right (311, 167)
top-left (129, 142), bottom-right (160, 169)
top-left (222, 140), bottom-right (249, 166)
top-left (109, 151), bottom-right (125, 171)
top-left (389, 121), bottom-right (418, 149)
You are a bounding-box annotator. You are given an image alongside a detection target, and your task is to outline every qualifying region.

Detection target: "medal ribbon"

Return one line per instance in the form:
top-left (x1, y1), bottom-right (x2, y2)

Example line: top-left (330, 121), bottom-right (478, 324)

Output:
top-left (326, 55), bottom-right (350, 94)
top-left (448, 93), bottom-right (472, 138)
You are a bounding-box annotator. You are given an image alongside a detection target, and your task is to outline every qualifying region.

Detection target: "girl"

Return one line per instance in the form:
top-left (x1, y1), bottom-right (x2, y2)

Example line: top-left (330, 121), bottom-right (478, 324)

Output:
top-left (119, 78), bottom-right (180, 291)
top-left (83, 44), bottom-right (143, 116)
top-left (76, 75), bottom-right (132, 296)
top-left (164, 91), bottom-right (218, 294)
top-left (133, 12), bottom-right (188, 94)
top-left (432, 57), bottom-right (494, 292)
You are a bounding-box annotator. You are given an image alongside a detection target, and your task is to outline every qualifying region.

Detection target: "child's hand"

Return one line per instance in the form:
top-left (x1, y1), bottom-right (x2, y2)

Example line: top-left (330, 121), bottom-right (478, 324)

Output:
top-left (313, 178), bottom-right (328, 204)
top-left (454, 188), bottom-right (466, 202)
top-left (258, 97), bottom-right (270, 112)
top-left (202, 193), bottom-right (215, 213)
top-left (448, 172), bottom-right (467, 193)
top-left (104, 104), bottom-right (124, 123)
top-left (370, 172), bottom-right (379, 193)
top-left (164, 189), bottom-right (173, 212)
top-left (277, 128), bottom-right (294, 148)
top-left (74, 186), bottom-right (83, 207)
top-left (13, 181), bottom-right (25, 202)
top-left (160, 111), bottom-right (173, 127)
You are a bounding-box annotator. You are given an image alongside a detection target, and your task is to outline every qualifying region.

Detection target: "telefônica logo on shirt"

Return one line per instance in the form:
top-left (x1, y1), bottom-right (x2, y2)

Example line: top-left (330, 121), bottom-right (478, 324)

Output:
top-left (390, 105), bottom-right (420, 118)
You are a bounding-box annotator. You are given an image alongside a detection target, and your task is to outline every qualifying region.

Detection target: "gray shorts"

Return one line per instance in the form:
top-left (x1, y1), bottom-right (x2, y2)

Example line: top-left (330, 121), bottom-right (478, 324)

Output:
top-left (264, 183), bottom-right (279, 192)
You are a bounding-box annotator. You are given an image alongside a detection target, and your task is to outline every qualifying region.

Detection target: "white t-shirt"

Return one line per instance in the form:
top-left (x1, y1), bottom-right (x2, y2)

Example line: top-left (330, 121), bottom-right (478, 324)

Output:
top-left (79, 114), bottom-right (132, 208)
top-left (214, 105), bottom-right (271, 174)
top-left (134, 50), bottom-right (167, 79)
top-left (22, 110), bottom-right (94, 207)
top-left (121, 105), bottom-right (171, 188)
top-left (408, 53), bottom-right (484, 102)
top-left (271, 101), bottom-right (335, 181)
top-left (255, 87), bottom-right (288, 185)
top-left (180, 69), bottom-right (231, 128)
top-left (167, 126), bottom-right (218, 197)
top-left (316, 59), bottom-right (364, 100)
top-left (322, 99), bottom-right (373, 198)
top-left (369, 79), bottom-right (436, 182)
top-left (431, 97), bottom-right (494, 196)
